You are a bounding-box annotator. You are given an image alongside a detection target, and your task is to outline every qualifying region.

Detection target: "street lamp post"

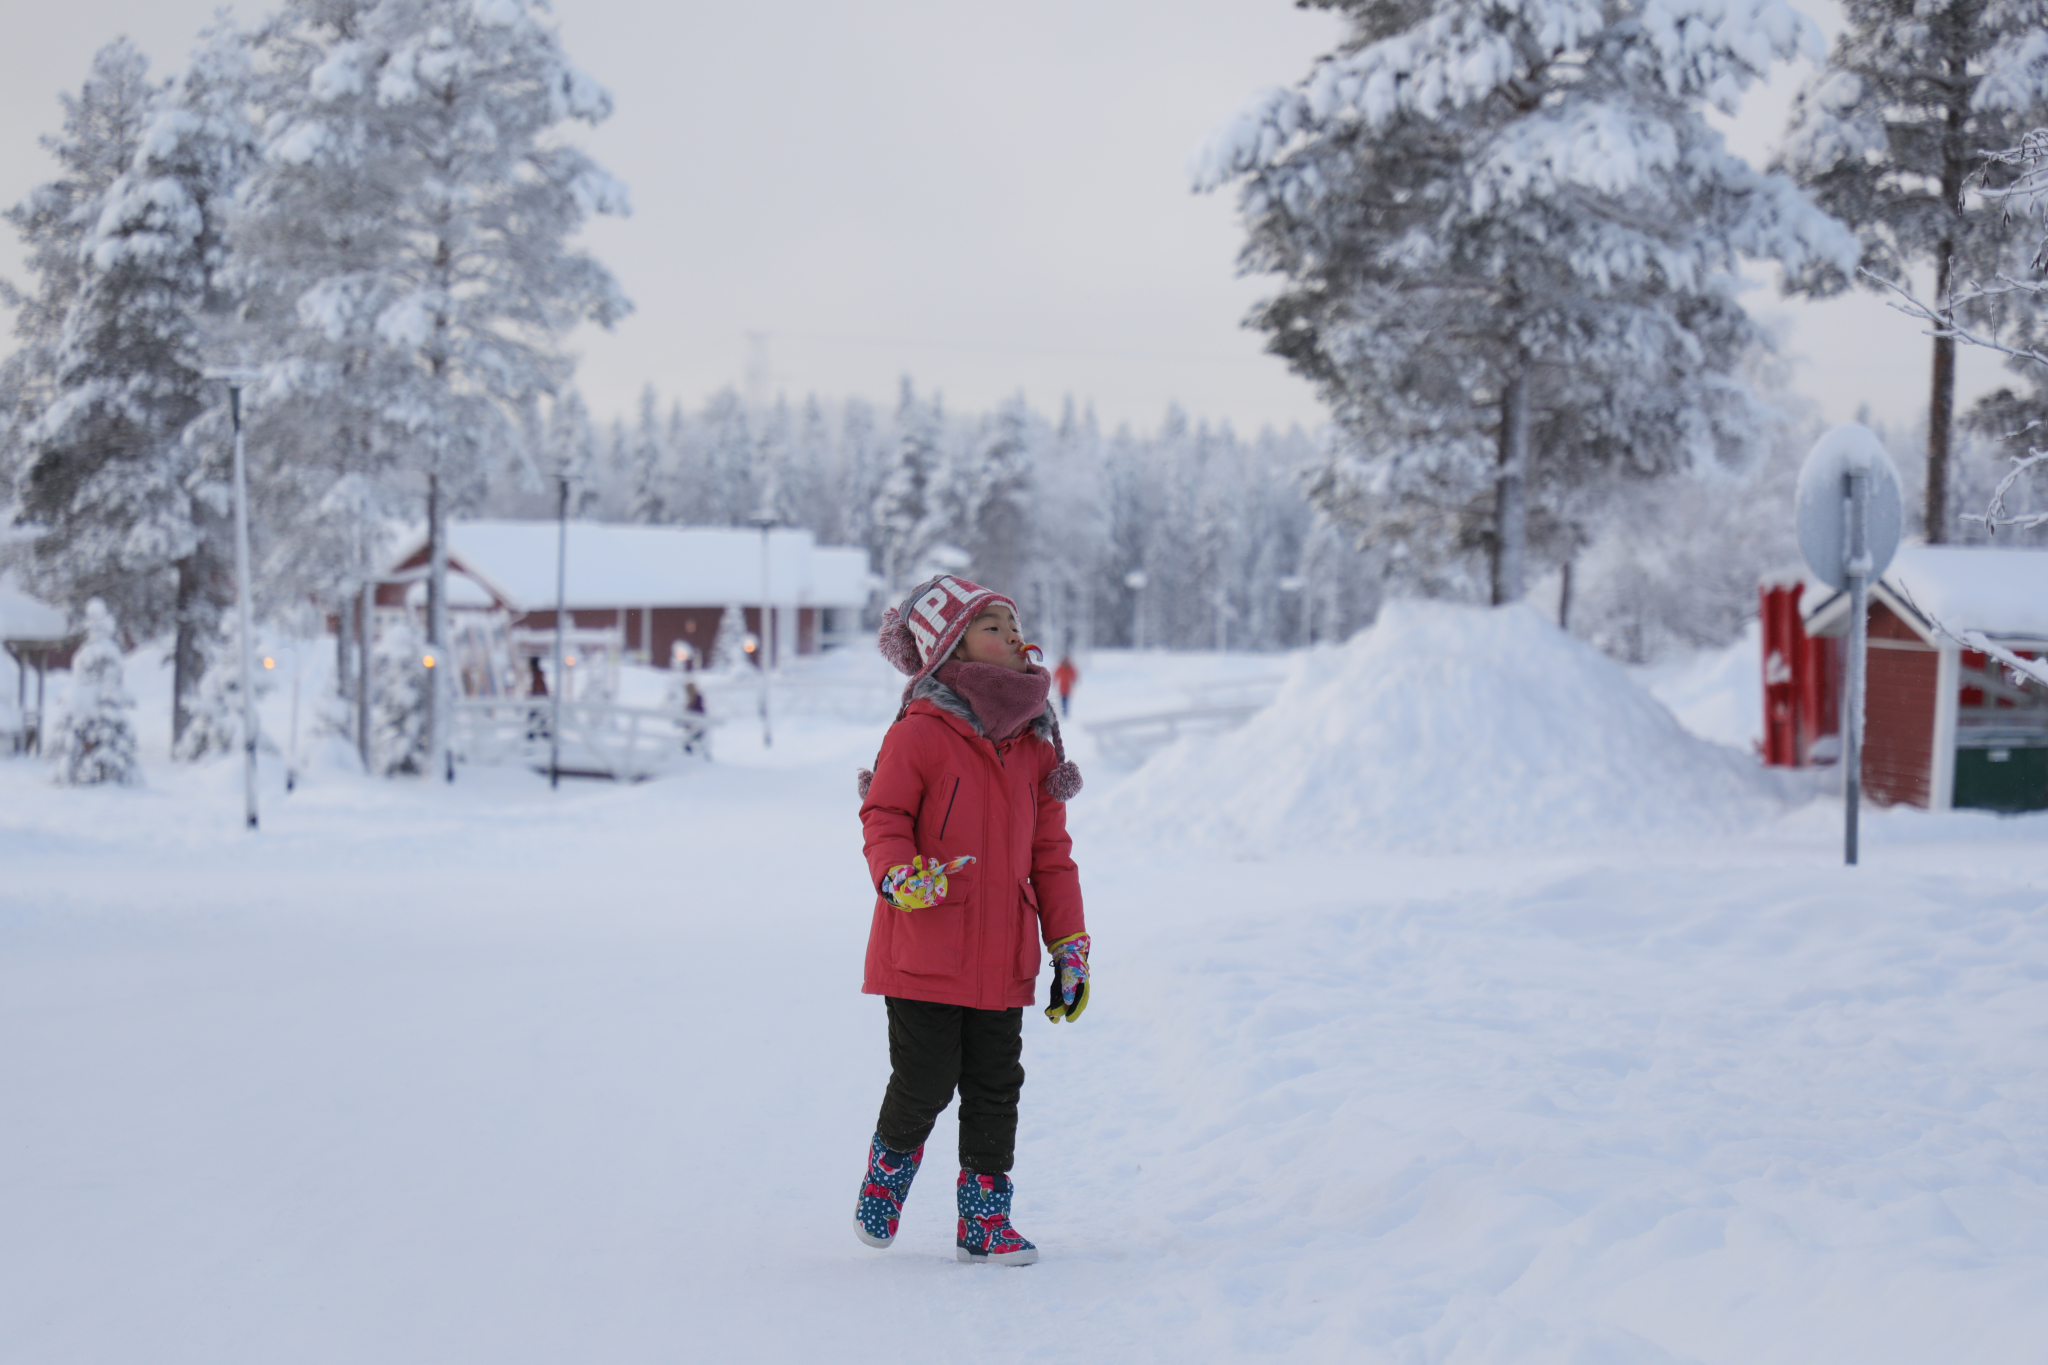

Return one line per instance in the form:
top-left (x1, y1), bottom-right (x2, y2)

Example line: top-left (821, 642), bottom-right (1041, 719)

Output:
top-left (550, 474), bottom-right (569, 788)
top-left (748, 509), bottom-right (777, 747)
top-left (1277, 574), bottom-right (1307, 648)
top-left (1124, 568), bottom-right (1149, 652)
top-left (206, 368), bottom-right (261, 830)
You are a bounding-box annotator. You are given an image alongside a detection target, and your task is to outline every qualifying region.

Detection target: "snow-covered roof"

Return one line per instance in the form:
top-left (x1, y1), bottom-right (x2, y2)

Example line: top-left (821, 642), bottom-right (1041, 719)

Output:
top-left (1804, 544), bottom-right (2048, 643)
top-left (0, 572), bottom-right (69, 642)
top-left (387, 520), bottom-right (873, 612)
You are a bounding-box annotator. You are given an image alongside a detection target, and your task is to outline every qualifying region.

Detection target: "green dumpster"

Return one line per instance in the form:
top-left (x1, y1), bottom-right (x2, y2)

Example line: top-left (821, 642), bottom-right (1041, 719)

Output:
top-left (1954, 740), bottom-right (2048, 813)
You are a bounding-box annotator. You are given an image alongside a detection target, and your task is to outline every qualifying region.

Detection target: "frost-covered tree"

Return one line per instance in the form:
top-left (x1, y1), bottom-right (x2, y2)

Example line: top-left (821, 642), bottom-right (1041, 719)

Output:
top-left (1194, 0), bottom-right (1856, 603)
top-left (752, 396), bottom-right (795, 522)
top-left (2, 41), bottom-right (161, 498)
top-left (236, 0), bottom-right (630, 758)
top-left (53, 598), bottom-right (140, 785)
top-left (960, 395), bottom-right (1039, 592)
top-left (625, 385), bottom-right (667, 523)
top-left (18, 24), bottom-right (256, 751)
top-left (173, 611), bottom-right (277, 761)
top-left (710, 602), bottom-right (749, 672)
top-left (369, 614), bottom-right (430, 775)
top-left (1778, 0), bottom-right (2048, 542)
top-left (545, 389), bottom-right (600, 516)
top-left (871, 379), bottom-right (945, 590)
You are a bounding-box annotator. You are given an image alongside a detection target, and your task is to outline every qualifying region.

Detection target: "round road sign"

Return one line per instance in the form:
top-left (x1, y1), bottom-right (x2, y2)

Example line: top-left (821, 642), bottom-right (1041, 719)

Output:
top-left (1795, 424), bottom-right (1903, 592)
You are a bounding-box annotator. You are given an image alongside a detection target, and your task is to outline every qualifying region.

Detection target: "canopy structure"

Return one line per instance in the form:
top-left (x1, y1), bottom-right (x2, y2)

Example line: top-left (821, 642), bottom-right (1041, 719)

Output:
top-left (1, 571), bottom-right (68, 644)
top-left (2, 572), bottom-right (74, 755)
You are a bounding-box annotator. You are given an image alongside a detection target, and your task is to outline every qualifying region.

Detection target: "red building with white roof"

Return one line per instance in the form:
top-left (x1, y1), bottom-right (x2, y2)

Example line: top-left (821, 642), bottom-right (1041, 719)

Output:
top-left (373, 521), bottom-right (873, 689)
top-left (1762, 545), bottom-right (2048, 812)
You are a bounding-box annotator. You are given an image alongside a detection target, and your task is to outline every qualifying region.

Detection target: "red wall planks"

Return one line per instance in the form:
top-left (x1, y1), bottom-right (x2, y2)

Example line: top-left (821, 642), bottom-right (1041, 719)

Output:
top-left (1863, 645), bottom-right (1938, 806)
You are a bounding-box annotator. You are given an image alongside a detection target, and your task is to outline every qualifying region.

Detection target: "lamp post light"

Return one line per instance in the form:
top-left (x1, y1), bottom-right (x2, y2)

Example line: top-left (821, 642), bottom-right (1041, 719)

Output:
top-left (1124, 568), bottom-right (1149, 652)
top-left (1277, 574), bottom-right (1307, 648)
top-left (205, 368), bottom-right (261, 830)
top-left (748, 508), bottom-right (777, 748)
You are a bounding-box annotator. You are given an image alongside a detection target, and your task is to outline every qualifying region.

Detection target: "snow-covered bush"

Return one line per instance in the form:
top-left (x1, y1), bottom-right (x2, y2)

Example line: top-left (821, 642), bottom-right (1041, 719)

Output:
top-left (173, 616), bottom-right (275, 762)
top-left (53, 598), bottom-right (139, 786)
top-left (370, 618), bottom-right (430, 776)
top-left (710, 604), bottom-right (749, 672)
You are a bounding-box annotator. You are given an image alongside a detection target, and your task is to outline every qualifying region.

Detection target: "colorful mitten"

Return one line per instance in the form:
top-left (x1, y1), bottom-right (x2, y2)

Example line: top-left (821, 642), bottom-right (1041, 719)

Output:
top-left (879, 854), bottom-right (974, 911)
top-left (955, 1170), bottom-right (1038, 1265)
top-left (1043, 932), bottom-right (1091, 1022)
top-left (854, 1133), bottom-right (925, 1249)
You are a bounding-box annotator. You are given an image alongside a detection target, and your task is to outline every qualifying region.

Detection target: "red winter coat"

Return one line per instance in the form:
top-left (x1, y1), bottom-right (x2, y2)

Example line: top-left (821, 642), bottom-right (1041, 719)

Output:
top-left (860, 697), bottom-right (1085, 1009)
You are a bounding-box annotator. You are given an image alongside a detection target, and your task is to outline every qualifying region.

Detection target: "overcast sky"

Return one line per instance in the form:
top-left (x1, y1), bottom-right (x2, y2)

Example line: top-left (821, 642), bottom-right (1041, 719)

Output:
top-left (0, 0), bottom-right (2014, 443)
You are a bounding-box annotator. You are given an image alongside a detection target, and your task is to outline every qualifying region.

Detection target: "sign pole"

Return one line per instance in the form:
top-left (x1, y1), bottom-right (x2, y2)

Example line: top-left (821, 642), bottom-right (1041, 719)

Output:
top-left (1795, 425), bottom-right (1902, 870)
top-left (1843, 467), bottom-right (1870, 866)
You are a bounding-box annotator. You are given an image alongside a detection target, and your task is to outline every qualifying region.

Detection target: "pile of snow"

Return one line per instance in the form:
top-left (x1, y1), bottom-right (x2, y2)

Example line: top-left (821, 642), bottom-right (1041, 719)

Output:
top-left (1101, 600), bottom-right (1795, 854)
top-left (1632, 617), bottom-right (1764, 752)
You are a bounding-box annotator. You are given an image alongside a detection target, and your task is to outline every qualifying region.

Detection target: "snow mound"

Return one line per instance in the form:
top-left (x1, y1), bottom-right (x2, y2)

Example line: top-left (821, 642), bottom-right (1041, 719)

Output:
top-left (1100, 600), bottom-right (1791, 854)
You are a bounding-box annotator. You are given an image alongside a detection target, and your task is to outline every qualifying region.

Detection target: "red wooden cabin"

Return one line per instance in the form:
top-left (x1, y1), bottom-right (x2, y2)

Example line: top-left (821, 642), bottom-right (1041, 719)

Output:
top-left (1762, 546), bottom-right (2048, 812)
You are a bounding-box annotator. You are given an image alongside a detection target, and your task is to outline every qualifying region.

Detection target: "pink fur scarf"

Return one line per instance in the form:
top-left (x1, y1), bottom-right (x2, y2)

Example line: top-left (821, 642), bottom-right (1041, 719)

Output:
top-left (935, 661), bottom-right (1050, 741)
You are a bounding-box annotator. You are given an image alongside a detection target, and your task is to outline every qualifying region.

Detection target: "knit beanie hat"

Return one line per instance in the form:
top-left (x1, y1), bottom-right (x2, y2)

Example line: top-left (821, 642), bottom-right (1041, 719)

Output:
top-left (860, 573), bottom-right (1084, 803)
top-left (878, 574), bottom-right (1019, 696)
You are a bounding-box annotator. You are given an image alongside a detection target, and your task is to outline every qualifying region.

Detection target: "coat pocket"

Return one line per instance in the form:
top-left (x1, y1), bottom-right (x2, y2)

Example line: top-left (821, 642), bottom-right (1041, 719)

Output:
top-left (887, 856), bottom-right (975, 977)
top-left (1015, 879), bottom-right (1043, 980)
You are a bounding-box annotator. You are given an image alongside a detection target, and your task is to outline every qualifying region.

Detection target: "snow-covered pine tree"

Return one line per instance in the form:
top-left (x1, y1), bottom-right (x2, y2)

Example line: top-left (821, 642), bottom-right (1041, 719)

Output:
top-left (699, 387), bottom-right (755, 525)
top-left (961, 396), bottom-right (1039, 593)
top-left (53, 598), bottom-right (140, 785)
top-left (173, 610), bottom-right (277, 762)
top-left (871, 379), bottom-right (950, 592)
top-left (237, 0), bottom-right (631, 758)
top-left (1778, 0), bottom-right (2048, 542)
top-left (710, 602), bottom-right (749, 672)
top-left (369, 614), bottom-right (431, 775)
top-left (626, 384), bottom-right (668, 523)
top-left (19, 23), bottom-right (256, 753)
top-left (752, 396), bottom-right (795, 523)
top-left (545, 389), bottom-right (600, 516)
top-left (784, 395), bottom-right (838, 542)
top-left (1194, 0), bottom-right (1856, 604)
top-left (836, 397), bottom-right (885, 596)
top-left (663, 398), bottom-right (706, 523)
top-left (1, 41), bottom-right (161, 501)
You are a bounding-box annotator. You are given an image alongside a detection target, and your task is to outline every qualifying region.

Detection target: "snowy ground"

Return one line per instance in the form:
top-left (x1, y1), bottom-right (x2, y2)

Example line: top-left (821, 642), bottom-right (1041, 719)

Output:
top-left (4, 623), bottom-right (2046, 1363)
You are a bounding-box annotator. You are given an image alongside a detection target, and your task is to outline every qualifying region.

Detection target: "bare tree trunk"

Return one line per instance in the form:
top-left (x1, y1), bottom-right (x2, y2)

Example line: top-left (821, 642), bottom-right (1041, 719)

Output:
top-left (1926, 43), bottom-right (1972, 546)
top-left (356, 580), bottom-right (371, 773)
top-left (335, 589), bottom-right (351, 701)
top-left (170, 554), bottom-right (206, 755)
top-left (427, 472), bottom-right (449, 779)
top-left (1491, 368), bottom-right (1531, 605)
top-left (1928, 244), bottom-right (1955, 543)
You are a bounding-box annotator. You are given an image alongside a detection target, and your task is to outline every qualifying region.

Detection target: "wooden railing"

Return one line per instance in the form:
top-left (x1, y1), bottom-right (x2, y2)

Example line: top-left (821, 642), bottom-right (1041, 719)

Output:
top-left (452, 697), bottom-right (715, 782)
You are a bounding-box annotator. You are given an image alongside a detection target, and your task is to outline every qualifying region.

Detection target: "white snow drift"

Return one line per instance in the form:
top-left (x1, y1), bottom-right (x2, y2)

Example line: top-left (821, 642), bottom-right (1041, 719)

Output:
top-left (1102, 600), bottom-right (1795, 854)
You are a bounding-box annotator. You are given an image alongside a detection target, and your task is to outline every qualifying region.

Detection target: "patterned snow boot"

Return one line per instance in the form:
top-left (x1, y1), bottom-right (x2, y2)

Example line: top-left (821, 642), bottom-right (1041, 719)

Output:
top-left (854, 1134), bottom-right (924, 1249)
top-left (955, 1170), bottom-right (1039, 1265)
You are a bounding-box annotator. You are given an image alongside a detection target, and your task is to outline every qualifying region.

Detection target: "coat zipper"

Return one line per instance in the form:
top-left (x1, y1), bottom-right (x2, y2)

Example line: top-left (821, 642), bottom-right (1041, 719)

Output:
top-left (938, 777), bottom-right (961, 839)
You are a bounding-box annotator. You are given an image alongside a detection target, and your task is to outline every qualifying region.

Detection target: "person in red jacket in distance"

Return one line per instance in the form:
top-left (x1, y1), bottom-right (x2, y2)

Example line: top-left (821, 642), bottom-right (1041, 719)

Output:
top-left (851, 574), bottom-right (1089, 1266)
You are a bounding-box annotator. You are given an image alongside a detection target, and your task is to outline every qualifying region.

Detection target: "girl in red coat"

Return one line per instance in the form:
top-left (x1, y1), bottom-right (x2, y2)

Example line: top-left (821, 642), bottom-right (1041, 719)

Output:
top-left (851, 574), bottom-right (1089, 1266)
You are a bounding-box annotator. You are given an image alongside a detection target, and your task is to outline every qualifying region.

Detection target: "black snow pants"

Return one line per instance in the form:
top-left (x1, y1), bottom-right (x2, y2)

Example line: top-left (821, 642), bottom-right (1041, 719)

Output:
top-left (875, 997), bottom-right (1025, 1176)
